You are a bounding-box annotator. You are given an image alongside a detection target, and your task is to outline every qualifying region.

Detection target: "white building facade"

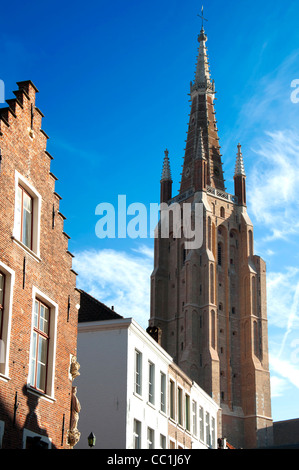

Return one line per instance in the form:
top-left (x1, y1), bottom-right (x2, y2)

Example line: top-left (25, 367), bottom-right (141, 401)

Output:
top-left (76, 313), bottom-right (220, 449)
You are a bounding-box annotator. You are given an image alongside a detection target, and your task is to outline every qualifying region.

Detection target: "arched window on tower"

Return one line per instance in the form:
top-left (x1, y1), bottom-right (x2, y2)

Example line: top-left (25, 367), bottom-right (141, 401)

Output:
top-left (253, 320), bottom-right (259, 357)
top-left (210, 264), bottom-right (214, 304)
top-left (211, 310), bottom-right (216, 350)
top-left (252, 276), bottom-right (257, 316)
top-left (220, 207), bottom-right (225, 218)
top-left (208, 217), bottom-right (211, 251)
top-left (249, 230), bottom-right (253, 257)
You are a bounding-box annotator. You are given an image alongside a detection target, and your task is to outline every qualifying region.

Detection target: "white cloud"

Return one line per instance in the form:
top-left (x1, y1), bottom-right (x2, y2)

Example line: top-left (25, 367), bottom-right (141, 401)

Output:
top-left (267, 267), bottom-right (299, 331)
top-left (270, 375), bottom-right (288, 398)
top-left (270, 356), bottom-right (299, 390)
top-left (73, 244), bottom-right (153, 329)
top-left (248, 130), bottom-right (299, 241)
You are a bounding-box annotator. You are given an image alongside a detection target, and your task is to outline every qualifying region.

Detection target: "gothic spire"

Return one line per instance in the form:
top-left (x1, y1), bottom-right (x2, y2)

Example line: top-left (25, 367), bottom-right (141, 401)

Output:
top-left (179, 24), bottom-right (225, 194)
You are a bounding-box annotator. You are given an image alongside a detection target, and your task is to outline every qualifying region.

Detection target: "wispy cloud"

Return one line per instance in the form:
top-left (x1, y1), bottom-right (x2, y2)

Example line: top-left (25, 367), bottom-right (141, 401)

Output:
top-left (267, 267), bottom-right (299, 331)
top-left (247, 130), bottom-right (299, 241)
top-left (270, 356), bottom-right (299, 391)
top-left (73, 244), bottom-right (154, 329)
top-left (270, 375), bottom-right (289, 398)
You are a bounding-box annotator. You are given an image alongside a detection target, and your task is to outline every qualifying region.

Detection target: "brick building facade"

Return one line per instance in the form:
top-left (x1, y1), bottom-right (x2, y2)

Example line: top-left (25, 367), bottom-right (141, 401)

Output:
top-left (0, 81), bottom-right (80, 448)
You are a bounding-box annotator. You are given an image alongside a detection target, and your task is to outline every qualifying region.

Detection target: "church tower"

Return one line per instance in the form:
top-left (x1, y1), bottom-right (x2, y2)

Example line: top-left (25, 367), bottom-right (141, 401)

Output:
top-left (149, 24), bottom-right (273, 449)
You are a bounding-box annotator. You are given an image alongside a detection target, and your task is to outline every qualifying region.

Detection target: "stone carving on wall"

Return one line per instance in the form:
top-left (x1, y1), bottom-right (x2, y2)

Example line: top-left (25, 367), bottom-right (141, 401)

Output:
top-left (68, 386), bottom-right (81, 447)
top-left (68, 355), bottom-right (81, 447)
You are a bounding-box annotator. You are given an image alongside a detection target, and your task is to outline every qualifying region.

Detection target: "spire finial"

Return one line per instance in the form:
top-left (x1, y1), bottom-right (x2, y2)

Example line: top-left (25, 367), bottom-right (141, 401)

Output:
top-left (161, 148), bottom-right (172, 182)
top-left (197, 5), bottom-right (208, 29)
top-left (234, 143), bottom-right (246, 177)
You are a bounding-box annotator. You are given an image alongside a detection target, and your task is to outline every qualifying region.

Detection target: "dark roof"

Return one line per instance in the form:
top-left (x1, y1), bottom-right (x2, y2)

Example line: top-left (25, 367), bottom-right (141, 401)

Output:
top-left (273, 418), bottom-right (299, 448)
top-left (78, 289), bottom-right (123, 323)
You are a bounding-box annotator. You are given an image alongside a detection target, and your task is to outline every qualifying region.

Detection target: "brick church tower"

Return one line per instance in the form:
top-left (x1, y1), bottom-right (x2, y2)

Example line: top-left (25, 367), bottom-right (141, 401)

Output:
top-left (149, 25), bottom-right (273, 449)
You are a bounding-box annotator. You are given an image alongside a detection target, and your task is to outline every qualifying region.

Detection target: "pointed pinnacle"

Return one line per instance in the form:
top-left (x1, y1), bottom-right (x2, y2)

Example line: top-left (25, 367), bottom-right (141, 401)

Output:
top-left (234, 143), bottom-right (246, 177)
top-left (161, 148), bottom-right (172, 182)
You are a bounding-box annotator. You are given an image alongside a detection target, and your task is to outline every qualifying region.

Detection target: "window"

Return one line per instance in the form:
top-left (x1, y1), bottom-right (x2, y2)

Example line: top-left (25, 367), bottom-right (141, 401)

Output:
top-left (13, 172), bottom-right (42, 257)
top-left (28, 287), bottom-right (58, 398)
top-left (192, 400), bottom-right (197, 436)
top-left (135, 350), bottom-right (142, 396)
top-left (0, 262), bottom-right (15, 378)
top-left (178, 388), bottom-right (183, 426)
top-left (29, 299), bottom-right (50, 393)
top-left (148, 361), bottom-right (155, 404)
top-left (206, 412), bottom-right (211, 446)
top-left (170, 380), bottom-right (175, 420)
top-left (211, 417), bottom-right (216, 448)
top-left (23, 429), bottom-right (51, 449)
top-left (160, 434), bottom-right (166, 449)
top-left (185, 394), bottom-right (190, 431)
top-left (133, 420), bottom-right (141, 449)
top-left (199, 406), bottom-right (204, 441)
top-left (147, 427), bottom-right (154, 449)
top-left (16, 185), bottom-right (33, 249)
top-left (169, 440), bottom-right (175, 449)
top-left (160, 372), bottom-right (166, 413)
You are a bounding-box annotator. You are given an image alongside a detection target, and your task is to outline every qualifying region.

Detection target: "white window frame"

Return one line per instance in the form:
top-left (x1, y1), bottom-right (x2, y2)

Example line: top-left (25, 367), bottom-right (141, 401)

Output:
top-left (13, 171), bottom-right (42, 259)
top-left (177, 386), bottom-right (183, 426)
top-left (147, 427), bottom-right (155, 449)
top-left (160, 371), bottom-right (166, 413)
top-left (27, 287), bottom-right (58, 399)
top-left (206, 411), bottom-right (211, 446)
top-left (0, 260), bottom-right (15, 380)
top-left (160, 433), bottom-right (166, 449)
top-left (199, 405), bottom-right (204, 442)
top-left (185, 393), bottom-right (190, 432)
top-left (133, 419), bottom-right (141, 449)
top-left (169, 379), bottom-right (175, 420)
top-left (134, 349), bottom-right (142, 396)
top-left (148, 361), bottom-right (155, 405)
top-left (192, 400), bottom-right (197, 437)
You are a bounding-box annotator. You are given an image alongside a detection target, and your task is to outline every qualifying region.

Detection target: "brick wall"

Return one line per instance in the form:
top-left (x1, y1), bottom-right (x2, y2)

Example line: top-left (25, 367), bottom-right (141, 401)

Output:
top-left (0, 81), bottom-right (79, 448)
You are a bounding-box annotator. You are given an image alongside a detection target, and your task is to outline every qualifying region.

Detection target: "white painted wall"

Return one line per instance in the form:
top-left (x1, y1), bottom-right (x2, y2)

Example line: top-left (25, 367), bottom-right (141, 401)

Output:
top-left (75, 320), bottom-right (129, 449)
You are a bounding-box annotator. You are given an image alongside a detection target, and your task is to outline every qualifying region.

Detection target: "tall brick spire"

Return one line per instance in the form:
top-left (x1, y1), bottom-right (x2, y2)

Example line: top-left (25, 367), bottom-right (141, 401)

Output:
top-left (180, 26), bottom-right (225, 194)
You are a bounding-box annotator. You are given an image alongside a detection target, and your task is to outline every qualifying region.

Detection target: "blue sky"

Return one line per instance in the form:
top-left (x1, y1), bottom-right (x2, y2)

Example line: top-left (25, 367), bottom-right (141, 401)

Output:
top-left (2, 0), bottom-right (299, 423)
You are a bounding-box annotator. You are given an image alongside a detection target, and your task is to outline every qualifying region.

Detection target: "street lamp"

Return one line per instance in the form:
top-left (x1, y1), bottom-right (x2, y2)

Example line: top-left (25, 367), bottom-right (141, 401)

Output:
top-left (88, 432), bottom-right (96, 448)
